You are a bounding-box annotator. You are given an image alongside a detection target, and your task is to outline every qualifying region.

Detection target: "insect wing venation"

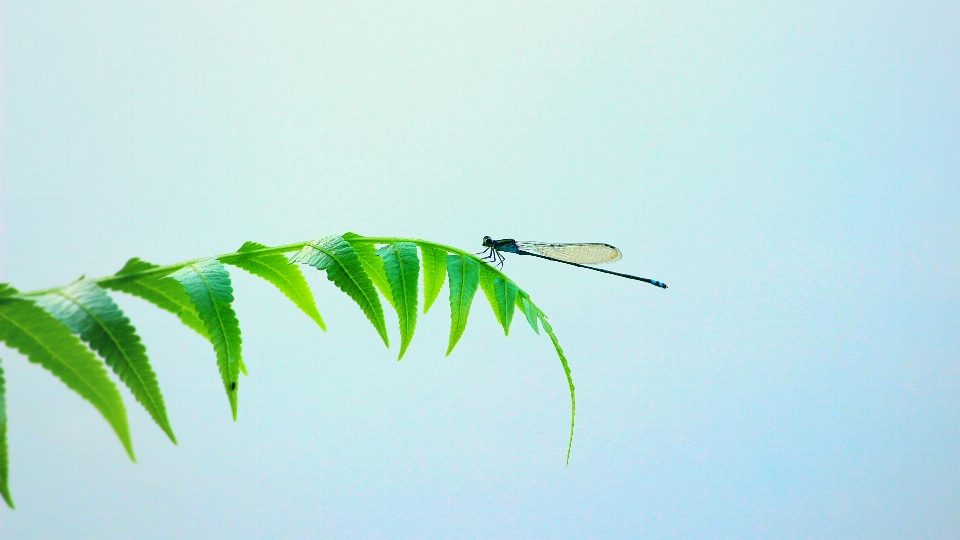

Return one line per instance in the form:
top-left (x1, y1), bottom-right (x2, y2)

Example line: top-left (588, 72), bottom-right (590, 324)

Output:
top-left (514, 241), bottom-right (623, 265)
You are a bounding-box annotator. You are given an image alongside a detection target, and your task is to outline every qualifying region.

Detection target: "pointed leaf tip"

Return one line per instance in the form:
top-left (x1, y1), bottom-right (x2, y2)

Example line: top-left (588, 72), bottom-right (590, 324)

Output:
top-left (537, 311), bottom-right (575, 466)
top-left (292, 235), bottom-right (389, 347)
top-left (168, 259), bottom-right (243, 420)
top-left (227, 241), bottom-right (326, 331)
top-left (378, 242), bottom-right (420, 360)
top-left (0, 295), bottom-right (134, 461)
top-left (35, 279), bottom-right (176, 444)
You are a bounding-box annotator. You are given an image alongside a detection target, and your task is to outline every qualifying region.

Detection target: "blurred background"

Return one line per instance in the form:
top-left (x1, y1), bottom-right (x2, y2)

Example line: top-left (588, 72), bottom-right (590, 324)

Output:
top-left (1, 1), bottom-right (958, 538)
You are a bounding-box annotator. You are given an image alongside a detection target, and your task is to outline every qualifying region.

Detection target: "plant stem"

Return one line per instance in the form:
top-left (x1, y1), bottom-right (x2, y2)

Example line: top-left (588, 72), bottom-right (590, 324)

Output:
top-left (18, 234), bottom-right (509, 296)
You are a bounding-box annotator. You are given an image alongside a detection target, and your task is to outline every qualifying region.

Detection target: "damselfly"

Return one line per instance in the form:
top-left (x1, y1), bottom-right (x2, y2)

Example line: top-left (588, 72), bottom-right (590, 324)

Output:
top-left (479, 236), bottom-right (667, 289)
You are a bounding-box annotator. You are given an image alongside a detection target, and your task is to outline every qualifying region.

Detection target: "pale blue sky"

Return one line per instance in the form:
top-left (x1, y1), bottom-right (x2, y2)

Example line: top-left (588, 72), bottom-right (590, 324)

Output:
top-left (1, 1), bottom-right (959, 538)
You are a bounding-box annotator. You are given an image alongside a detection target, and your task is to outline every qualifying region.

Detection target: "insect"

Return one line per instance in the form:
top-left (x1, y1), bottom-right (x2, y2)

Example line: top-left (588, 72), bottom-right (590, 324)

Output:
top-left (479, 236), bottom-right (667, 289)
top-left (230, 382), bottom-right (237, 391)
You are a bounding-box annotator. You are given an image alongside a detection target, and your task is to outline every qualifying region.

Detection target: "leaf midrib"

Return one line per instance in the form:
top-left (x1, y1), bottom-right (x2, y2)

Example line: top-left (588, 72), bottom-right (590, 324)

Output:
top-left (422, 247), bottom-right (444, 313)
top-left (111, 278), bottom-right (207, 336)
top-left (240, 257), bottom-right (314, 317)
top-left (55, 288), bottom-right (165, 431)
top-left (395, 246), bottom-right (415, 342)
top-left (314, 241), bottom-right (386, 338)
top-left (123, 279), bottom-right (191, 312)
top-left (497, 279), bottom-right (508, 329)
top-left (456, 259), bottom-right (471, 330)
top-left (192, 264), bottom-right (237, 369)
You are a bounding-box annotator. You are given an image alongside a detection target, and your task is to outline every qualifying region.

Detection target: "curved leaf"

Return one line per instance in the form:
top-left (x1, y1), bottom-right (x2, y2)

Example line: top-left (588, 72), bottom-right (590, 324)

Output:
top-left (344, 232), bottom-right (394, 310)
top-left (537, 310), bottom-right (575, 467)
top-left (0, 286), bottom-right (134, 460)
top-left (0, 359), bottom-right (12, 508)
top-left (479, 267), bottom-right (518, 336)
top-left (168, 260), bottom-right (242, 420)
top-left (445, 254), bottom-right (480, 355)
top-left (0, 234), bottom-right (585, 484)
top-left (227, 241), bottom-right (326, 331)
top-left (290, 235), bottom-right (389, 347)
top-left (106, 258), bottom-right (209, 339)
top-left (378, 243), bottom-right (420, 360)
top-left (35, 279), bottom-right (175, 443)
top-left (420, 245), bottom-right (447, 314)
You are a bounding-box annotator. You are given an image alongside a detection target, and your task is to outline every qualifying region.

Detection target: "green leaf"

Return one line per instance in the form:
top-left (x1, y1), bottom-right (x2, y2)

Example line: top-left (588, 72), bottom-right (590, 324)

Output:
top-left (343, 232), bottom-right (394, 310)
top-left (0, 286), bottom-right (134, 461)
top-left (495, 278), bottom-right (519, 336)
top-left (227, 241), bottom-right (326, 331)
top-left (0, 359), bottom-right (12, 508)
top-left (290, 235), bottom-right (389, 347)
top-left (445, 254), bottom-right (480, 355)
top-left (479, 267), bottom-right (519, 336)
top-left (516, 291), bottom-right (540, 335)
top-left (106, 258), bottom-right (209, 339)
top-left (377, 243), bottom-right (420, 360)
top-left (168, 259), bottom-right (242, 421)
top-left (35, 279), bottom-right (176, 444)
top-left (107, 258), bottom-right (249, 375)
top-left (537, 310), bottom-right (575, 467)
top-left (420, 245), bottom-right (447, 314)
top-left (478, 266), bottom-right (497, 321)
top-left (103, 257), bottom-right (255, 375)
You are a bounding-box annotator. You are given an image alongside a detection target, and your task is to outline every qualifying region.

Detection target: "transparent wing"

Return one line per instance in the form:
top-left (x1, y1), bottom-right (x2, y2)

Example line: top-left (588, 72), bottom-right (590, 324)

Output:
top-left (513, 241), bottom-right (623, 265)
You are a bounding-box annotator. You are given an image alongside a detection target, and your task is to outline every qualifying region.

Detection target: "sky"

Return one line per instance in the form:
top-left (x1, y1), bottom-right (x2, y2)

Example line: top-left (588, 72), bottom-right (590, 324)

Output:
top-left (1, 1), bottom-right (959, 538)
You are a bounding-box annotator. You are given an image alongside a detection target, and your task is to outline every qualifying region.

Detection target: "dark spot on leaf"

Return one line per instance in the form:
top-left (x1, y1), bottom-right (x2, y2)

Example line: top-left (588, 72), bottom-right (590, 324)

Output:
top-left (230, 382), bottom-right (237, 391)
